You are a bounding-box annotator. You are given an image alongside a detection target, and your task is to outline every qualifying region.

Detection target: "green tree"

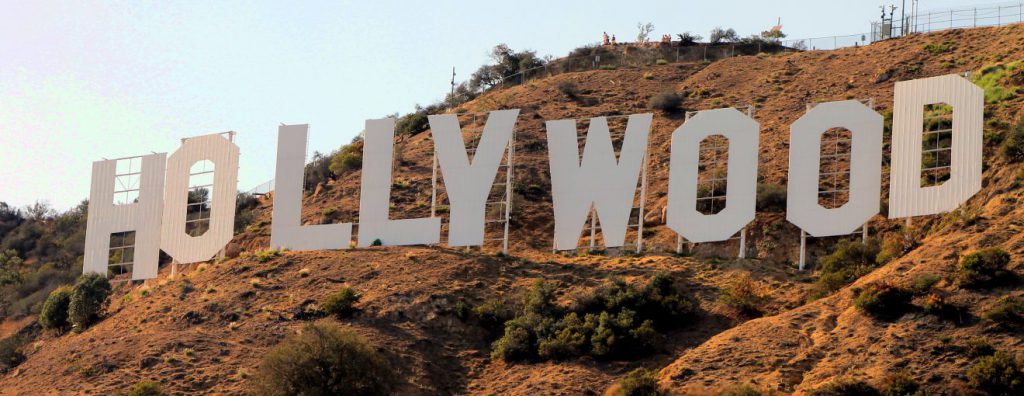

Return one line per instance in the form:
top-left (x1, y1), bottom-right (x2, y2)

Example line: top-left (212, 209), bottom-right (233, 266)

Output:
top-left (67, 273), bottom-right (111, 330)
top-left (39, 285), bottom-right (73, 331)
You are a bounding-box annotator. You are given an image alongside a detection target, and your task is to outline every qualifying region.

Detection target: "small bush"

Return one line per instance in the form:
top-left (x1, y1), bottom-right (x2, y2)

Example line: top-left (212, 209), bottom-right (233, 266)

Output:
top-left (648, 92), bottom-right (684, 112)
top-left (254, 249), bottom-right (281, 263)
top-left (39, 285), bottom-right (73, 331)
top-left (814, 240), bottom-right (880, 297)
top-left (876, 229), bottom-right (917, 265)
top-left (329, 143), bottom-right (362, 177)
top-left (755, 183), bottom-right (786, 212)
top-left (964, 338), bottom-right (996, 358)
top-left (719, 273), bottom-right (764, 316)
top-left (395, 111), bottom-right (429, 136)
top-left (612, 368), bottom-right (662, 396)
top-left (983, 297), bottom-right (1024, 329)
top-left (967, 352), bottom-right (1024, 395)
top-left (128, 381), bottom-right (164, 396)
top-left (1002, 122), bottom-right (1024, 162)
top-left (68, 273), bottom-right (112, 331)
top-left (853, 283), bottom-right (912, 321)
top-left (557, 81), bottom-right (580, 99)
top-left (0, 335), bottom-right (26, 373)
top-left (955, 248), bottom-right (1011, 288)
top-left (923, 42), bottom-right (953, 54)
top-left (323, 287), bottom-right (361, 318)
top-left (911, 274), bottom-right (941, 294)
top-left (491, 320), bottom-right (535, 361)
top-left (255, 322), bottom-right (395, 396)
top-left (808, 379), bottom-right (879, 396)
top-left (879, 371), bottom-right (920, 396)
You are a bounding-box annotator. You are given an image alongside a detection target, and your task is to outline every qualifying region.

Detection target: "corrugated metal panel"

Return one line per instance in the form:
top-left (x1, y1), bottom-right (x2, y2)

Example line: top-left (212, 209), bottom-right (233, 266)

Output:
top-left (83, 153), bottom-right (166, 280)
top-left (888, 75), bottom-right (983, 218)
top-left (161, 133), bottom-right (240, 264)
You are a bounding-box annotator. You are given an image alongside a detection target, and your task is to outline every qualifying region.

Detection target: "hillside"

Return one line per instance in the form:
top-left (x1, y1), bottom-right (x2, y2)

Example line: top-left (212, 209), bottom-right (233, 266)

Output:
top-left (3, 25), bottom-right (1024, 395)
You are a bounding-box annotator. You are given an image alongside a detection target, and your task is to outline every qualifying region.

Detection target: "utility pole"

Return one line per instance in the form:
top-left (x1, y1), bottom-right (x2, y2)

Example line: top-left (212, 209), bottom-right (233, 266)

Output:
top-left (901, 0), bottom-right (906, 36)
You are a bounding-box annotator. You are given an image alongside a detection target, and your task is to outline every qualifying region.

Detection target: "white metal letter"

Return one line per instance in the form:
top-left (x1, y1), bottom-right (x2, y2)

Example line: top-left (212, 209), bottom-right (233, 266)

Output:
top-left (161, 134), bottom-right (240, 263)
top-left (357, 118), bottom-right (441, 247)
top-left (430, 110), bottom-right (519, 246)
top-left (788, 100), bottom-right (883, 236)
top-left (270, 124), bottom-right (353, 250)
top-left (889, 75), bottom-right (983, 218)
top-left (84, 154), bottom-right (166, 280)
top-left (667, 108), bottom-right (759, 243)
top-left (546, 114), bottom-right (652, 250)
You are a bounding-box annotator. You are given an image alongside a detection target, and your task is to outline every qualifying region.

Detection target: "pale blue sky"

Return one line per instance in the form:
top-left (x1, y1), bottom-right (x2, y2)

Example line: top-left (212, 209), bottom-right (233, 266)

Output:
top-left (0, 0), bottom-right (976, 209)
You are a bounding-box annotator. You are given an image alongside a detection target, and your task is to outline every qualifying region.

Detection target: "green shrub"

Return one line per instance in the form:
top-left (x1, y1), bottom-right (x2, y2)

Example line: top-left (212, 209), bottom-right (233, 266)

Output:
top-left (853, 283), bottom-right (912, 321)
top-left (253, 249), bottom-right (281, 263)
top-left (492, 275), bottom-right (696, 362)
top-left (328, 143), bottom-right (362, 177)
top-left (323, 287), bottom-right (360, 318)
top-left (755, 183), bottom-right (786, 212)
top-left (719, 273), bottom-right (764, 316)
top-left (921, 292), bottom-right (958, 319)
top-left (972, 62), bottom-right (1023, 104)
top-left (473, 298), bottom-right (512, 331)
top-left (255, 322), bottom-right (395, 396)
top-left (0, 335), bottom-right (26, 373)
top-left (68, 273), bottom-right (111, 331)
top-left (923, 42), bottom-right (953, 54)
top-left (964, 338), bottom-right (996, 358)
top-left (611, 368), bottom-right (662, 396)
top-left (879, 371), bottom-right (921, 396)
top-left (39, 285), bottom-right (73, 331)
top-left (1002, 122), bottom-right (1024, 162)
top-left (808, 379), bottom-right (879, 396)
top-left (556, 81), bottom-right (580, 99)
top-left (876, 230), bottom-right (916, 265)
top-left (967, 352), bottom-right (1024, 395)
top-left (814, 240), bottom-right (880, 297)
top-left (648, 92), bottom-right (684, 112)
top-left (955, 248), bottom-right (1011, 288)
top-left (983, 297), bottom-right (1024, 329)
top-left (395, 111), bottom-right (429, 136)
top-left (491, 319), bottom-right (536, 361)
top-left (127, 381), bottom-right (164, 396)
top-left (911, 275), bottom-right (941, 294)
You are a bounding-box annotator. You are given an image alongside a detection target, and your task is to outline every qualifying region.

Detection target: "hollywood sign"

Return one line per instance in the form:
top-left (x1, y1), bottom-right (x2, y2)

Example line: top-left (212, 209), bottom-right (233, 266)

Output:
top-left (84, 75), bottom-right (983, 280)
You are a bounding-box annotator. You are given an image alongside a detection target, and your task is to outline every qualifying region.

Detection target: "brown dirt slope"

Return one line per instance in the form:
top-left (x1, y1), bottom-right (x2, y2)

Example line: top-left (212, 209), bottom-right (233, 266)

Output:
top-left (3, 25), bottom-right (1024, 395)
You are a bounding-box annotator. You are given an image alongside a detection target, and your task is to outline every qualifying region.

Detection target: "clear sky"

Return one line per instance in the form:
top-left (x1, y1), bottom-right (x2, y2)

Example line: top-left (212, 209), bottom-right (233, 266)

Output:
top-left (0, 0), bottom-right (979, 209)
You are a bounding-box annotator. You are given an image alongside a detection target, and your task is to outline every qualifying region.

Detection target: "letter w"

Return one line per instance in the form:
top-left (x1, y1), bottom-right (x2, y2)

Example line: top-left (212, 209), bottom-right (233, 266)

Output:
top-left (546, 114), bottom-right (651, 250)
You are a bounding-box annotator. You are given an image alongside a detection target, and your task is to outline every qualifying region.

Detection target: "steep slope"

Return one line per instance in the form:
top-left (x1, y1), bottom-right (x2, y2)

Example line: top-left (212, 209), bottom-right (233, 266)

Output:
top-left (3, 25), bottom-right (1024, 395)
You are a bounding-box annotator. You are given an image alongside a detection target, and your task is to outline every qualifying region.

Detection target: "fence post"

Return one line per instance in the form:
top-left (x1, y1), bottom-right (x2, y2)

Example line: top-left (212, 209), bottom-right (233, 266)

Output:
top-left (975, 8), bottom-right (978, 27)
top-left (998, 6), bottom-right (1002, 25)
top-left (951, 10), bottom-right (953, 29)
